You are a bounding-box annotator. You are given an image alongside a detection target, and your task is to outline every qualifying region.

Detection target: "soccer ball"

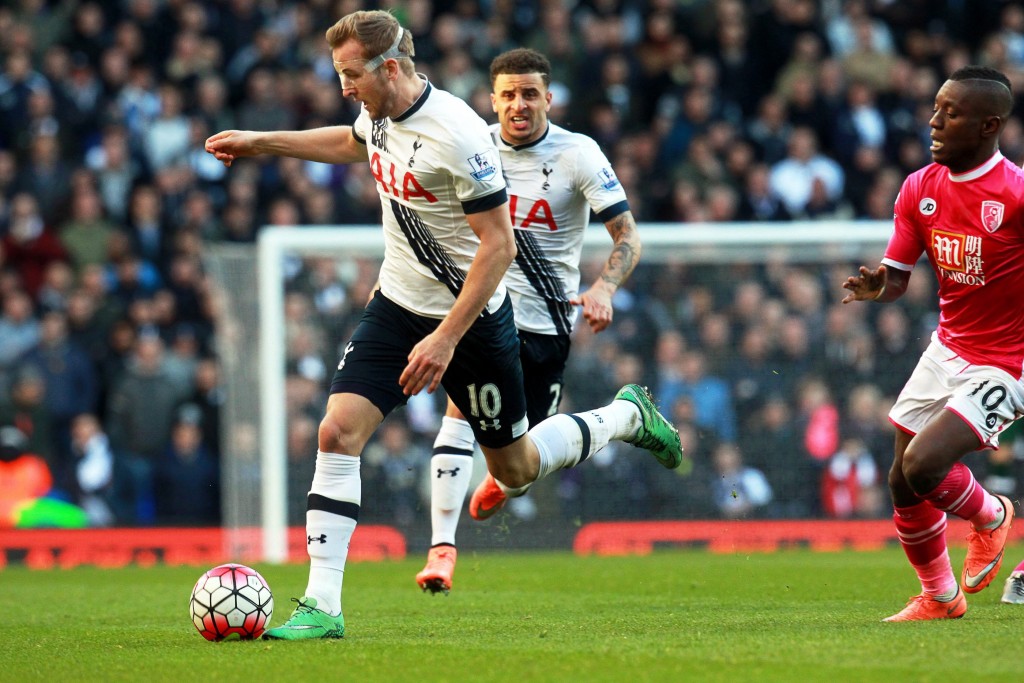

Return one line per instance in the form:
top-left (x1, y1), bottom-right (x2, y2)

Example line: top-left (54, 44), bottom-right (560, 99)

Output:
top-left (189, 563), bottom-right (274, 641)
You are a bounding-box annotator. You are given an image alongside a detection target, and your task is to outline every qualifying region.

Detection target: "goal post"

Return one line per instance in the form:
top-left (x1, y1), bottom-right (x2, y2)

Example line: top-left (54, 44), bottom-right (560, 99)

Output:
top-left (205, 221), bottom-right (893, 563)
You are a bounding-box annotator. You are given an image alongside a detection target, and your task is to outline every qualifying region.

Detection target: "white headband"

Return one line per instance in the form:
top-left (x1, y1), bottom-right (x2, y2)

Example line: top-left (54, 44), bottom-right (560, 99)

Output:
top-left (364, 27), bottom-right (405, 71)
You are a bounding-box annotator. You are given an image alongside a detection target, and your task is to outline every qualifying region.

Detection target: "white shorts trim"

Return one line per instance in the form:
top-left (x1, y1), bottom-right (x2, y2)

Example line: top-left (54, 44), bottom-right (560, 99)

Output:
top-left (888, 332), bottom-right (1024, 448)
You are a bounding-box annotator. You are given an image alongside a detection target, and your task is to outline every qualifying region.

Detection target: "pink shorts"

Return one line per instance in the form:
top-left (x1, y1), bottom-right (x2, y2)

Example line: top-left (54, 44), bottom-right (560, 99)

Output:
top-left (889, 332), bottom-right (1024, 448)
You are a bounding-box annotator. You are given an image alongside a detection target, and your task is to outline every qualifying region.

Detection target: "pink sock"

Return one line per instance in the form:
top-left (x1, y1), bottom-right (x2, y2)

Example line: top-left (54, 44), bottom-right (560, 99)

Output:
top-left (916, 554), bottom-right (958, 597)
top-left (894, 501), bottom-right (957, 596)
top-left (970, 493), bottom-right (1004, 530)
top-left (1014, 559), bottom-right (1024, 574)
top-left (920, 462), bottom-right (991, 524)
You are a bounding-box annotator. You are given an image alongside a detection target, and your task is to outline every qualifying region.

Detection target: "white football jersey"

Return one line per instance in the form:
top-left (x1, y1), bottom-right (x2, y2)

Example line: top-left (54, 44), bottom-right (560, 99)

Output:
top-left (494, 123), bottom-right (629, 335)
top-left (352, 78), bottom-right (508, 319)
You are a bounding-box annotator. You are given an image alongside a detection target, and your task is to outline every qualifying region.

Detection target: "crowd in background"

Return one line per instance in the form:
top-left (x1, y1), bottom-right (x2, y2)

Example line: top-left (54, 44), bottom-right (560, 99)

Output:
top-left (2, 0), bottom-right (1024, 529)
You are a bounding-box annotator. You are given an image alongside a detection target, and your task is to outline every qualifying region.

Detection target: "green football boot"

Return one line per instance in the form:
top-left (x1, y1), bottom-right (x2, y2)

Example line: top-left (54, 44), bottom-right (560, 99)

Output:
top-left (614, 384), bottom-right (683, 469)
top-left (262, 597), bottom-right (345, 640)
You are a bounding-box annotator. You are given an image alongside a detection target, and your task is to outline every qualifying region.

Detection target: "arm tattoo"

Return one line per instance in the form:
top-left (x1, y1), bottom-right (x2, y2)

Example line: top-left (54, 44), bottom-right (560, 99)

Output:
top-left (600, 212), bottom-right (639, 288)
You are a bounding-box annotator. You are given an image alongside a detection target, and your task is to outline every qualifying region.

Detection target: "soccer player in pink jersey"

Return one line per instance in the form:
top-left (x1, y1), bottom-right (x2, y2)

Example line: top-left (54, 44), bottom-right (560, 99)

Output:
top-left (843, 65), bottom-right (1023, 622)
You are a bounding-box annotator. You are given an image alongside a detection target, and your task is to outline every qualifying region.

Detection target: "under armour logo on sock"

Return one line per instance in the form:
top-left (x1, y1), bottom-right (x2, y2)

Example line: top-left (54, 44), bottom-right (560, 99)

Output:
top-left (436, 467), bottom-right (460, 478)
top-left (307, 534), bottom-right (327, 544)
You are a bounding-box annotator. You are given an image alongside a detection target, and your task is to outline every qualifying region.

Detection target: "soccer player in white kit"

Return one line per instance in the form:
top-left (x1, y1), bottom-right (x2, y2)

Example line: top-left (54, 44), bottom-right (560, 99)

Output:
top-left (415, 48), bottom-right (644, 595)
top-left (842, 66), bottom-right (1024, 622)
top-left (205, 11), bottom-right (681, 640)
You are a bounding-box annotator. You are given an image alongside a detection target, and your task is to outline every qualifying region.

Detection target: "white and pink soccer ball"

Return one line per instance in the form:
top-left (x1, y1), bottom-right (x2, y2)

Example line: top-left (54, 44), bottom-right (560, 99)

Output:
top-left (189, 563), bottom-right (274, 641)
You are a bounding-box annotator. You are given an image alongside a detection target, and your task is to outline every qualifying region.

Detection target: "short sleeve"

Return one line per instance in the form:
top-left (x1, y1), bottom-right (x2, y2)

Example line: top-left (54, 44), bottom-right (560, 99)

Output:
top-left (352, 108), bottom-right (370, 145)
top-left (445, 121), bottom-right (507, 204)
top-left (572, 135), bottom-right (629, 220)
top-left (882, 174), bottom-right (925, 271)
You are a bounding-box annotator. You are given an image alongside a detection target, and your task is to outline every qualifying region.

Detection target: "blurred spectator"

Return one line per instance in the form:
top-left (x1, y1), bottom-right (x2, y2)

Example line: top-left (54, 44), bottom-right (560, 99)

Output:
top-left (123, 184), bottom-right (172, 272)
top-left (236, 67), bottom-right (295, 133)
top-left (0, 288), bottom-right (41, 386)
top-left (872, 304), bottom-right (925, 396)
top-left (710, 441), bottom-right (773, 519)
top-left (59, 186), bottom-right (117, 274)
top-left (842, 383), bottom-right (894, 473)
top-left (841, 14), bottom-right (900, 91)
top-left (820, 303), bottom-right (875, 399)
top-left (361, 418), bottom-right (427, 526)
top-left (143, 83), bottom-right (192, 171)
top-left (180, 356), bottom-right (223, 459)
top-left (742, 394), bottom-right (815, 519)
top-left (659, 348), bottom-right (736, 443)
top-left (155, 402), bottom-right (219, 524)
top-left (772, 315), bottom-right (816, 395)
top-left (768, 126), bottom-right (846, 217)
top-left (21, 307), bottom-right (98, 484)
top-left (712, 7), bottom-right (766, 117)
top-left (18, 131), bottom-right (73, 221)
top-left (106, 241), bottom-right (163, 305)
top-left (785, 71), bottom-right (837, 151)
top-left (65, 285), bottom-right (115, 368)
top-left (70, 412), bottom-right (117, 527)
top-left (3, 192), bottom-right (69, 299)
top-left (746, 94), bottom-right (792, 166)
top-left (826, 0), bottom-right (896, 58)
top-left (83, 124), bottom-right (142, 222)
top-left (96, 317), bottom-right (136, 413)
top-left (286, 413), bottom-right (318, 526)
top-left (105, 332), bottom-right (192, 523)
top-left (797, 376), bottom-right (841, 464)
top-left (774, 31), bottom-right (827, 102)
top-left (192, 74), bottom-right (235, 139)
top-left (821, 436), bottom-right (884, 519)
top-left (729, 324), bottom-right (785, 427)
top-left (737, 162), bottom-right (791, 221)
top-left (0, 50), bottom-right (50, 150)
top-left (0, 366), bottom-right (55, 476)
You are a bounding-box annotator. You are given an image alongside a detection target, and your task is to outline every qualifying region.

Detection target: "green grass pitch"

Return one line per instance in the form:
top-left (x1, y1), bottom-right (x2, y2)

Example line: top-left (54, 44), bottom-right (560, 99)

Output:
top-left (2, 546), bottom-right (1024, 682)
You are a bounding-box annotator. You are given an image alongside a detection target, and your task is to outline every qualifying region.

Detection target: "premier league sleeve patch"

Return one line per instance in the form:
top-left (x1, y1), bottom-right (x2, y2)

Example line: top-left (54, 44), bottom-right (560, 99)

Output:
top-left (596, 167), bottom-right (620, 190)
top-left (467, 150), bottom-right (498, 182)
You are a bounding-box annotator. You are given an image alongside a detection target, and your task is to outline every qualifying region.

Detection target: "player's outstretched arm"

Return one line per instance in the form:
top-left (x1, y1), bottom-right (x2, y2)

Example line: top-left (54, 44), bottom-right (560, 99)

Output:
top-left (841, 264), bottom-right (910, 304)
top-left (204, 126), bottom-right (368, 167)
top-left (573, 209), bottom-right (641, 333)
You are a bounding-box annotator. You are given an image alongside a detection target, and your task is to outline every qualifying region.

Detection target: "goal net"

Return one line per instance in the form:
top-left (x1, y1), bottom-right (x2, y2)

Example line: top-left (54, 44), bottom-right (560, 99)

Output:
top-left (205, 221), bottom-right (894, 562)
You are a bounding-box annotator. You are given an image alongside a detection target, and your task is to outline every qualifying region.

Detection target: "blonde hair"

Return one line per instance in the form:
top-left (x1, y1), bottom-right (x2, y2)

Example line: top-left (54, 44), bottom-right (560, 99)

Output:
top-left (326, 10), bottom-right (415, 76)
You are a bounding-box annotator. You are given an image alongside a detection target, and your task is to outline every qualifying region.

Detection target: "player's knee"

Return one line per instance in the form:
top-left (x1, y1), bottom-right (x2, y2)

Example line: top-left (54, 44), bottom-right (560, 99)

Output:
top-left (318, 413), bottom-right (363, 455)
top-left (487, 458), bottom-right (532, 489)
top-left (900, 445), bottom-right (943, 496)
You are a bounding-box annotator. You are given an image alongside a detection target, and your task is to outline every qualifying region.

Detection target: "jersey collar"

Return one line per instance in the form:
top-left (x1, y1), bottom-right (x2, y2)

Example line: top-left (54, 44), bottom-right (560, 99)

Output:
top-left (499, 123), bottom-right (550, 151)
top-left (393, 74), bottom-right (431, 123)
top-left (948, 151), bottom-right (1003, 182)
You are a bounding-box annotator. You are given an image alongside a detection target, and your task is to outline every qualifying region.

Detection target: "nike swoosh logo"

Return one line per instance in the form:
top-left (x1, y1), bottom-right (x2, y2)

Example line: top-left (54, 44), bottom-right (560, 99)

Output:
top-left (478, 502), bottom-right (501, 515)
top-left (285, 625), bottom-right (320, 630)
top-left (964, 552), bottom-right (1002, 587)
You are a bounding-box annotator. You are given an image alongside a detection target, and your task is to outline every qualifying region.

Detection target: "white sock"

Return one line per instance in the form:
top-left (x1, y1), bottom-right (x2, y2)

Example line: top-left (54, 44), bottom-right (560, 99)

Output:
top-left (529, 401), bottom-right (641, 481)
top-left (303, 450), bottom-right (360, 616)
top-left (981, 494), bottom-right (1006, 530)
top-left (430, 417), bottom-right (475, 546)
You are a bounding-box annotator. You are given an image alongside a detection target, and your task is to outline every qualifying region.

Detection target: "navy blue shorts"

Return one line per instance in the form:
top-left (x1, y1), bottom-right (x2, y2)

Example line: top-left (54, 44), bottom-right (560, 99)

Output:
top-left (330, 292), bottom-right (528, 448)
top-left (518, 330), bottom-right (571, 427)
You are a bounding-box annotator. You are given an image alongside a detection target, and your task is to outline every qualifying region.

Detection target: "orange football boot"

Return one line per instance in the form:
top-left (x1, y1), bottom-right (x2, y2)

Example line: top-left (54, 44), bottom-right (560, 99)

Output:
top-left (962, 494), bottom-right (1015, 594)
top-left (416, 545), bottom-right (457, 595)
top-left (883, 588), bottom-right (967, 622)
top-left (469, 473), bottom-right (506, 520)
